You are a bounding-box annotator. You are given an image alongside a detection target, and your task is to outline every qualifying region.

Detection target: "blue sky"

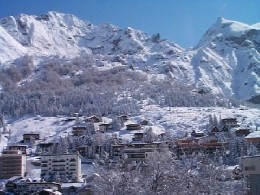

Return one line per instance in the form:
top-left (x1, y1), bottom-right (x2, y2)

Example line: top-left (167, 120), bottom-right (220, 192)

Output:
top-left (0, 0), bottom-right (259, 48)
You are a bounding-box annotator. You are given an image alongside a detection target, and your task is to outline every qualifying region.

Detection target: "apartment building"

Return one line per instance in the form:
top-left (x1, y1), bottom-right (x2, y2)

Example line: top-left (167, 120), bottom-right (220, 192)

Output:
top-left (41, 153), bottom-right (81, 182)
top-left (0, 150), bottom-right (26, 179)
top-left (241, 155), bottom-right (260, 195)
top-left (112, 142), bottom-right (169, 162)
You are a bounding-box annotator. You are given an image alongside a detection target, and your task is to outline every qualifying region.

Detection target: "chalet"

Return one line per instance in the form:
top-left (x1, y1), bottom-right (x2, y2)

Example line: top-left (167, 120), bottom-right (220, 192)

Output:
top-left (61, 183), bottom-right (90, 195)
top-left (245, 131), bottom-right (260, 149)
top-left (78, 145), bottom-right (107, 159)
top-left (126, 123), bottom-right (141, 131)
top-left (118, 115), bottom-right (129, 122)
top-left (72, 126), bottom-right (87, 136)
top-left (235, 129), bottom-right (251, 137)
top-left (77, 186), bottom-right (93, 195)
top-left (245, 131), bottom-right (260, 143)
top-left (85, 115), bottom-right (102, 123)
top-left (201, 139), bottom-right (228, 155)
top-left (158, 133), bottom-right (166, 139)
top-left (77, 146), bottom-right (87, 157)
top-left (62, 117), bottom-right (76, 122)
top-left (221, 126), bottom-right (229, 132)
top-left (175, 136), bottom-right (227, 157)
top-left (98, 123), bottom-right (111, 132)
top-left (23, 133), bottom-right (40, 144)
top-left (222, 118), bottom-right (238, 127)
top-left (73, 113), bottom-right (80, 122)
top-left (7, 145), bottom-right (27, 154)
top-left (210, 126), bottom-right (220, 134)
top-left (37, 142), bottom-right (55, 154)
top-left (211, 126), bottom-right (220, 133)
top-left (111, 145), bottom-right (125, 160)
top-left (132, 132), bottom-right (145, 142)
top-left (191, 130), bottom-right (205, 138)
top-left (175, 137), bottom-right (201, 156)
top-left (140, 120), bottom-right (149, 126)
top-left (111, 142), bottom-right (169, 162)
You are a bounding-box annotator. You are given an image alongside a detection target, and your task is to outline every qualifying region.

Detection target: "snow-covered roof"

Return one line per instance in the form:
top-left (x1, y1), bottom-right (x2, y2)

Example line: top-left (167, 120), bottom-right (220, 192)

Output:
top-left (61, 182), bottom-right (85, 188)
top-left (246, 131), bottom-right (260, 139)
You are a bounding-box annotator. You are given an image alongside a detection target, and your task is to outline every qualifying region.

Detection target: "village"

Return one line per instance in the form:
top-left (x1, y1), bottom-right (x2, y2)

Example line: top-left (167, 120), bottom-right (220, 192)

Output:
top-left (0, 110), bottom-right (260, 194)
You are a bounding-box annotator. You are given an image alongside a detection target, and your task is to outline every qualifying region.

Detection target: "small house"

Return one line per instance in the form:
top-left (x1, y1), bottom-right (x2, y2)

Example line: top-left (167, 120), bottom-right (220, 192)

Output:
top-left (8, 145), bottom-right (27, 154)
top-left (221, 126), bottom-right (229, 132)
top-left (23, 133), bottom-right (40, 144)
top-left (72, 126), bottom-right (87, 136)
top-left (245, 131), bottom-right (260, 149)
top-left (126, 123), bottom-right (141, 131)
top-left (132, 132), bottom-right (145, 141)
top-left (191, 130), bottom-right (205, 137)
top-left (235, 129), bottom-right (251, 137)
top-left (140, 120), bottom-right (149, 126)
top-left (37, 142), bottom-right (55, 154)
top-left (85, 115), bottom-right (102, 123)
top-left (222, 118), bottom-right (238, 127)
top-left (118, 115), bottom-right (129, 122)
top-left (210, 126), bottom-right (220, 134)
top-left (98, 123), bottom-right (111, 132)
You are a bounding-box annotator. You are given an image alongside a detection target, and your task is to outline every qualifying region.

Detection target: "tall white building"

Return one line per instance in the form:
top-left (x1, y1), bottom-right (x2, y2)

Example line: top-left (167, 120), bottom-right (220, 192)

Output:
top-left (41, 153), bottom-right (81, 182)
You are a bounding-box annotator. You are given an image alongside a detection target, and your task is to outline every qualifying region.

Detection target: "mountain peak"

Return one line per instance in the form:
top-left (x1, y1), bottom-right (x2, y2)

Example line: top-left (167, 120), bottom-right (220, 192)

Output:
top-left (216, 17), bottom-right (227, 24)
top-left (197, 17), bottom-right (260, 48)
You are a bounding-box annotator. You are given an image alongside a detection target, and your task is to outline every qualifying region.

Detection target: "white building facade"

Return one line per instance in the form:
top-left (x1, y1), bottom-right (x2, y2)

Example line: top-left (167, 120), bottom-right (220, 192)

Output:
top-left (41, 153), bottom-right (81, 182)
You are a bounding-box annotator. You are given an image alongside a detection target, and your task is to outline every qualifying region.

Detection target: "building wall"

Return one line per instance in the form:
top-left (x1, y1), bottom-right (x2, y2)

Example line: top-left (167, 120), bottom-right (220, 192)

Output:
top-left (0, 154), bottom-right (26, 179)
top-left (248, 175), bottom-right (260, 195)
top-left (41, 153), bottom-right (81, 182)
top-left (242, 156), bottom-right (260, 175)
top-left (242, 156), bottom-right (260, 195)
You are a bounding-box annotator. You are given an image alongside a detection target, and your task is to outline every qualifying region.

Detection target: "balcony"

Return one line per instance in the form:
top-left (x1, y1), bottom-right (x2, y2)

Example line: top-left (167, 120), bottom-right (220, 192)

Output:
top-left (53, 169), bottom-right (65, 172)
top-left (53, 160), bottom-right (65, 163)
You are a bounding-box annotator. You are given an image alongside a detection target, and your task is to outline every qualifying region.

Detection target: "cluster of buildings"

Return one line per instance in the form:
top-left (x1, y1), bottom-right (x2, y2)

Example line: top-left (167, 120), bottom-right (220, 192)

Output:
top-left (0, 115), bottom-right (260, 194)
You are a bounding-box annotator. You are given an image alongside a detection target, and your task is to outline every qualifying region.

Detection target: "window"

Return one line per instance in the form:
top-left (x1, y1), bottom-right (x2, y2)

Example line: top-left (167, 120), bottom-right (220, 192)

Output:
top-left (245, 166), bottom-right (255, 171)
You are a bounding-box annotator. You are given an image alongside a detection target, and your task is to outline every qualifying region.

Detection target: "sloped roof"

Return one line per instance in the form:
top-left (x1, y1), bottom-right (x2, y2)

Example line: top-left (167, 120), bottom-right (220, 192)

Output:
top-left (246, 131), bottom-right (260, 139)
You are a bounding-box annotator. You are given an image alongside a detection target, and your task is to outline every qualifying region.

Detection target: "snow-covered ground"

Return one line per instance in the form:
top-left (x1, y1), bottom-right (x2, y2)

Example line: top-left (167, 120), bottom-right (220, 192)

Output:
top-left (8, 116), bottom-right (75, 144)
top-left (141, 105), bottom-right (260, 135)
top-left (0, 104), bottom-right (259, 151)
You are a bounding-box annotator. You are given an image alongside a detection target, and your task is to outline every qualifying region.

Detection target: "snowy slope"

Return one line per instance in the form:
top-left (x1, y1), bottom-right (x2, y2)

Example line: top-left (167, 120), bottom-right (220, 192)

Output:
top-left (0, 12), bottom-right (93, 62)
top-left (1, 105), bottom-right (259, 150)
top-left (0, 12), bottom-right (259, 100)
top-left (0, 25), bottom-right (26, 65)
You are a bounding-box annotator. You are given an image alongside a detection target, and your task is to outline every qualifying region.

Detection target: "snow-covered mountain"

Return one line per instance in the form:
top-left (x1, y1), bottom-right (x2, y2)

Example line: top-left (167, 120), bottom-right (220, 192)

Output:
top-left (193, 17), bottom-right (260, 101)
top-left (0, 12), bottom-right (259, 101)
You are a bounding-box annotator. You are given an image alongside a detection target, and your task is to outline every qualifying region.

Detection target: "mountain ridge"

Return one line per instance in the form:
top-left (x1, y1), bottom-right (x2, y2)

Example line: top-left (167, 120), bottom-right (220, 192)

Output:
top-left (0, 12), bottom-right (259, 102)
